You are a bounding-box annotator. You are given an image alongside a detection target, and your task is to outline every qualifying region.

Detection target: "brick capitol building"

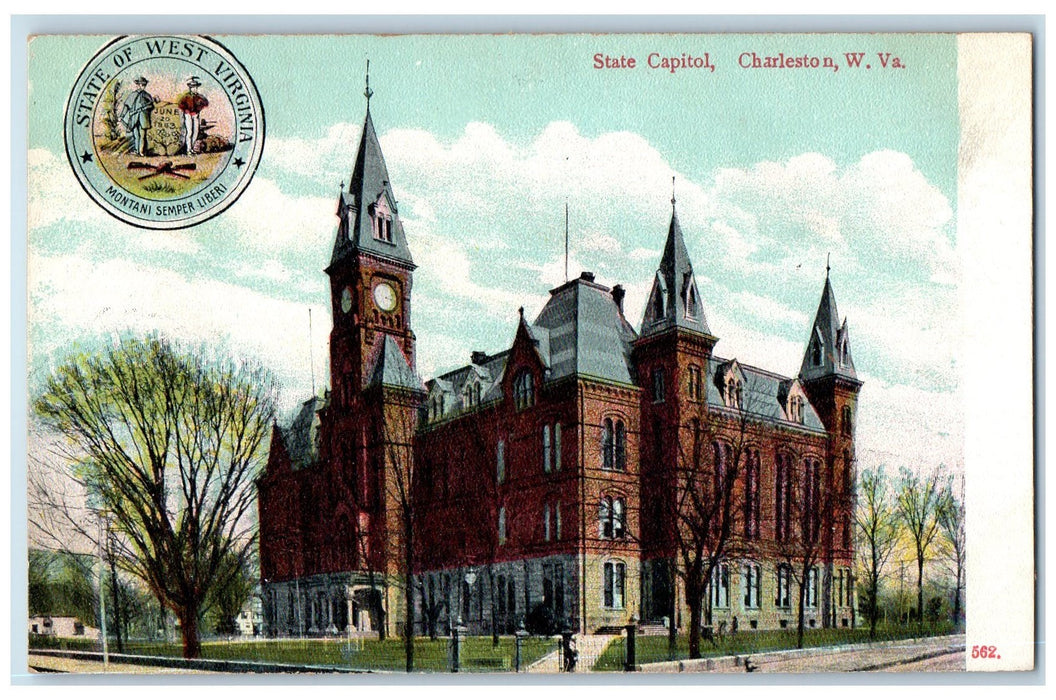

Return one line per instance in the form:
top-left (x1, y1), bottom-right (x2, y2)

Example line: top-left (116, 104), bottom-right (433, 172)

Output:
top-left (258, 92), bottom-right (861, 640)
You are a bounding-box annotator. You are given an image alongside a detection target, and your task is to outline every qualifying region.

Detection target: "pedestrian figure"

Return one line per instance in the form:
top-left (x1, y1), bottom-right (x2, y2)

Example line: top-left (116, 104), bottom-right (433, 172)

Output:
top-left (120, 77), bottom-right (156, 156)
top-left (177, 76), bottom-right (209, 155)
top-left (562, 636), bottom-right (578, 672)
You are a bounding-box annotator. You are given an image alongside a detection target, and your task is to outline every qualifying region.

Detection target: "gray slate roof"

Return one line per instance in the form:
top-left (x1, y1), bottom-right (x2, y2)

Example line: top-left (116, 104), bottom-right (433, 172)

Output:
top-left (368, 335), bottom-right (424, 392)
top-left (799, 274), bottom-right (857, 382)
top-left (282, 395), bottom-right (327, 470)
top-left (706, 356), bottom-right (826, 432)
top-left (330, 108), bottom-right (414, 269)
top-left (641, 206), bottom-right (711, 337)
top-left (532, 276), bottom-right (638, 385)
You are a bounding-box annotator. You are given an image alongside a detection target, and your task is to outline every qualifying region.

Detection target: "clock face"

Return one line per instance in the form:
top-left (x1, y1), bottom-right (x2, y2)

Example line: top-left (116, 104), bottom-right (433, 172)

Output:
top-left (373, 282), bottom-right (397, 312)
top-left (340, 287), bottom-right (352, 313)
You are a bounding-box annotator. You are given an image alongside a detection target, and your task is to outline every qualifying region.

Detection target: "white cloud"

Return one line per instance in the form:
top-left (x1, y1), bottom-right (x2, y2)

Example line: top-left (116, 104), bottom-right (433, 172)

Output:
top-left (28, 253), bottom-right (330, 414)
top-left (26, 120), bottom-right (963, 473)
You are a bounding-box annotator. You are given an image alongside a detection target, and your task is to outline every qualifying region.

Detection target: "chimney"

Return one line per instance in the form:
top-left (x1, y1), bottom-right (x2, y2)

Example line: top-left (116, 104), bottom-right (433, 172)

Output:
top-left (611, 284), bottom-right (625, 314)
top-left (471, 351), bottom-right (488, 365)
top-left (579, 271), bottom-right (596, 283)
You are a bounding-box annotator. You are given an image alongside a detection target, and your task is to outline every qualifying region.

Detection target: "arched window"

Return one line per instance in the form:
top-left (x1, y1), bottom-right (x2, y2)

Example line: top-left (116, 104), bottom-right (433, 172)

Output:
top-left (775, 452), bottom-right (792, 542)
top-left (652, 369), bottom-right (665, 403)
top-left (812, 337), bottom-right (823, 366)
top-left (776, 564), bottom-right (791, 608)
top-left (688, 365), bottom-right (703, 401)
top-left (496, 440), bottom-right (506, 484)
top-left (602, 418), bottom-right (626, 471)
top-left (543, 425), bottom-right (552, 473)
top-left (710, 562), bottom-right (729, 609)
top-left (554, 423), bottom-right (562, 471)
top-left (599, 496), bottom-right (626, 539)
top-left (744, 448), bottom-right (760, 539)
top-left (603, 561), bottom-right (626, 609)
top-left (602, 418), bottom-right (614, 470)
top-left (513, 370), bottom-right (534, 409)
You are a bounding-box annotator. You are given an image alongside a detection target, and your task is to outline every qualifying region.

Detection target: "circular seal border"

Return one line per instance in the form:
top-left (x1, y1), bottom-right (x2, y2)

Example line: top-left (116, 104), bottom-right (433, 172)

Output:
top-left (63, 35), bottom-right (265, 230)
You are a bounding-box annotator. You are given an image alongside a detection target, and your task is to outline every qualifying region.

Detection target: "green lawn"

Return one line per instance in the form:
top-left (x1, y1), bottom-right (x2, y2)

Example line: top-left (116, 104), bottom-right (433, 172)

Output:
top-left (593, 622), bottom-right (957, 671)
top-left (29, 634), bottom-right (554, 673)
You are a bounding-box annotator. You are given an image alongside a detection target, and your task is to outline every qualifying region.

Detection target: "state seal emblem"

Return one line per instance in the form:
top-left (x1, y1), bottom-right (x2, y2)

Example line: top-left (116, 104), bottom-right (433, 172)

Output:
top-left (63, 35), bottom-right (264, 229)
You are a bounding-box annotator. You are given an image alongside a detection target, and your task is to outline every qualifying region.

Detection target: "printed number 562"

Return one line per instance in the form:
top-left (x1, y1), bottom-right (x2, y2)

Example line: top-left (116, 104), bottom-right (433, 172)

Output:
top-left (971, 645), bottom-right (1000, 659)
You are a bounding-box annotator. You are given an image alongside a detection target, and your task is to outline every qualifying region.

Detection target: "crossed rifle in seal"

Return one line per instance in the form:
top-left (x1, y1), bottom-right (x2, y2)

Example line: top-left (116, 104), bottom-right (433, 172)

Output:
top-left (127, 161), bottom-right (197, 181)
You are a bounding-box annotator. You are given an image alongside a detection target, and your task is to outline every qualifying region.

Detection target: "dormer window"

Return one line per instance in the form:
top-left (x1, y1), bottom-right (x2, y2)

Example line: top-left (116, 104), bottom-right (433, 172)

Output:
top-left (812, 329), bottom-right (824, 366)
top-left (787, 395), bottom-right (805, 424)
top-left (513, 370), bottom-right (535, 410)
top-left (725, 378), bottom-right (743, 409)
top-left (463, 381), bottom-right (481, 410)
top-left (370, 197), bottom-right (393, 243)
top-left (428, 393), bottom-right (445, 422)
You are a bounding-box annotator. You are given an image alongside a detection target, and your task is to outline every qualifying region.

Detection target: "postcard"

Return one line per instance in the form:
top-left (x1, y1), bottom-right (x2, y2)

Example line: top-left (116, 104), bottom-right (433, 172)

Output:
top-left (18, 27), bottom-right (1034, 678)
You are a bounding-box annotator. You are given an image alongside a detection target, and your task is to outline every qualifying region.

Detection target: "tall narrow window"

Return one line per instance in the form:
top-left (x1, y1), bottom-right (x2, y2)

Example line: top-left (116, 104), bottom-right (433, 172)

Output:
top-left (496, 440), bottom-right (505, 484)
top-left (744, 563), bottom-right (761, 609)
top-left (775, 452), bottom-right (791, 542)
top-left (602, 418), bottom-right (614, 470)
top-left (604, 562), bottom-right (626, 608)
top-left (514, 370), bottom-right (534, 409)
top-left (555, 501), bottom-right (562, 540)
top-left (688, 365), bottom-right (702, 401)
top-left (712, 442), bottom-right (728, 497)
top-left (554, 423), bottom-right (562, 471)
top-left (842, 405), bottom-right (853, 436)
top-left (599, 496), bottom-right (626, 539)
top-left (544, 503), bottom-right (551, 542)
top-left (498, 507), bottom-right (507, 545)
top-left (710, 562), bottom-right (729, 609)
top-left (652, 369), bottom-right (665, 403)
top-left (543, 425), bottom-right (552, 473)
top-left (806, 567), bottom-right (819, 608)
top-left (744, 448), bottom-right (759, 539)
top-left (600, 497), bottom-right (613, 539)
top-left (615, 421), bottom-right (626, 471)
top-left (776, 564), bottom-right (791, 608)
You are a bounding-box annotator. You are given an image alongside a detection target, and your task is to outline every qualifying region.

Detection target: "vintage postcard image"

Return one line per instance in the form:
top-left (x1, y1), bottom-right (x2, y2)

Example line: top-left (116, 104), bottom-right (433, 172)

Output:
top-left (20, 30), bottom-right (1034, 677)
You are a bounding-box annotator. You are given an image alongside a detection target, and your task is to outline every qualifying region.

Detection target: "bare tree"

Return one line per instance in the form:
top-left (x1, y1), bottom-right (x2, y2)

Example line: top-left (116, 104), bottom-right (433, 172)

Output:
top-left (854, 466), bottom-right (901, 639)
top-left (895, 466), bottom-right (944, 625)
top-left (31, 335), bottom-right (276, 658)
top-left (936, 475), bottom-right (965, 628)
top-left (653, 373), bottom-right (763, 659)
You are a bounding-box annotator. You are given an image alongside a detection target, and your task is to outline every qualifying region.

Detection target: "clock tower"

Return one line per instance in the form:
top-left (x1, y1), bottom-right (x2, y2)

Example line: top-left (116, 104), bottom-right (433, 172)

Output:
top-left (325, 86), bottom-right (417, 407)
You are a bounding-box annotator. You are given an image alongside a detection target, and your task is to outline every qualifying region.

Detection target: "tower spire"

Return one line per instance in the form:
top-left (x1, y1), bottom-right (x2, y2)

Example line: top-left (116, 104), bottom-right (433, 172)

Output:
top-left (364, 59), bottom-right (374, 105)
top-left (826, 252), bottom-right (831, 278)
top-left (671, 175), bottom-right (676, 209)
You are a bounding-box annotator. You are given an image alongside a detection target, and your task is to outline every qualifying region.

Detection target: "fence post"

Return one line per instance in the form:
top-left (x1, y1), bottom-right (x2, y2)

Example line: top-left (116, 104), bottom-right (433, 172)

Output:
top-left (625, 614), bottom-right (638, 672)
top-left (451, 617), bottom-right (464, 673)
top-left (514, 619), bottom-right (528, 672)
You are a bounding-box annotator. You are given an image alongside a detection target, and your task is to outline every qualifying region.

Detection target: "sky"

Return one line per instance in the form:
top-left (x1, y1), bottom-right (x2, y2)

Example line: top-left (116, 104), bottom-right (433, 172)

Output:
top-left (26, 33), bottom-right (962, 473)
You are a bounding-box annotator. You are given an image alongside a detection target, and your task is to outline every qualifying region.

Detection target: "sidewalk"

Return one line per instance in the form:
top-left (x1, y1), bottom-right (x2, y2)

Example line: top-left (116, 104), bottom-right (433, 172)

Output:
top-left (638, 634), bottom-right (966, 673)
top-left (526, 635), bottom-right (616, 673)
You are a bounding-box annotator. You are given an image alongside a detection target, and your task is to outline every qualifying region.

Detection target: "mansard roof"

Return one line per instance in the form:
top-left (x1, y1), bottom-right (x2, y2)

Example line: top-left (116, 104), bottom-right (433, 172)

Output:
top-left (367, 335), bottom-right (424, 393)
top-left (330, 107), bottom-right (414, 269)
top-left (423, 273), bottom-right (639, 420)
top-left (531, 273), bottom-right (638, 385)
top-left (706, 356), bottom-right (826, 432)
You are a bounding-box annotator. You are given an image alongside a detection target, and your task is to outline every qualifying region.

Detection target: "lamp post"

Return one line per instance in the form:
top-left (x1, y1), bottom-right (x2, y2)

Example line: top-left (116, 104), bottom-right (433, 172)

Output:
top-left (87, 493), bottom-right (109, 669)
top-left (514, 618), bottom-right (528, 672)
top-left (625, 613), bottom-right (638, 672)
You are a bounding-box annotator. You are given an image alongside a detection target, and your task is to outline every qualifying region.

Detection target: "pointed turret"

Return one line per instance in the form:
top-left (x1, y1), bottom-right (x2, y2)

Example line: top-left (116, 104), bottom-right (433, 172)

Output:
top-left (800, 270), bottom-right (857, 382)
top-left (330, 102), bottom-right (414, 270)
top-left (640, 198), bottom-right (710, 337)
